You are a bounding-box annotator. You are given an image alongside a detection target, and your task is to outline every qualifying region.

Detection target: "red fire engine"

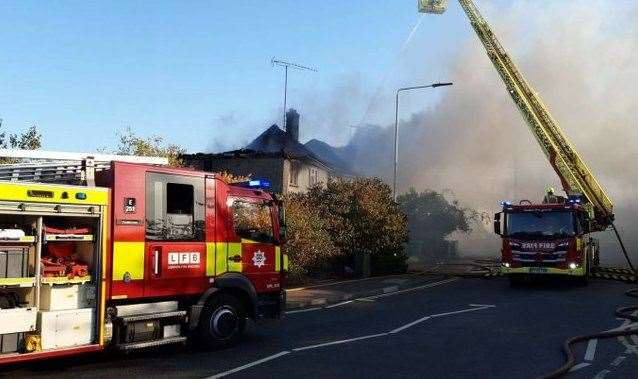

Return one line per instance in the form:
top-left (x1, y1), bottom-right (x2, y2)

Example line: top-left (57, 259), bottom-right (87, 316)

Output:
top-left (0, 152), bottom-right (287, 363)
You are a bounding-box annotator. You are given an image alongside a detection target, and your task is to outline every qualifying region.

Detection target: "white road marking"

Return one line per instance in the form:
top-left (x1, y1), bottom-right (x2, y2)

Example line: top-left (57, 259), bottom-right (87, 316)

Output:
top-left (568, 362), bottom-right (591, 372)
top-left (285, 307), bottom-right (322, 315)
top-left (362, 278), bottom-right (458, 300)
top-left (285, 277), bottom-right (457, 314)
top-left (382, 285), bottom-right (399, 293)
top-left (292, 333), bottom-right (388, 352)
top-left (389, 304), bottom-right (495, 334)
top-left (584, 339), bottom-right (598, 361)
top-left (389, 316), bottom-right (432, 334)
top-left (206, 351), bottom-right (291, 379)
top-left (610, 355), bottom-right (626, 367)
top-left (285, 273), bottom-right (419, 292)
top-left (325, 300), bottom-right (355, 309)
top-left (430, 305), bottom-right (495, 318)
top-left (209, 300), bottom-right (494, 378)
top-left (593, 369), bottom-right (611, 379)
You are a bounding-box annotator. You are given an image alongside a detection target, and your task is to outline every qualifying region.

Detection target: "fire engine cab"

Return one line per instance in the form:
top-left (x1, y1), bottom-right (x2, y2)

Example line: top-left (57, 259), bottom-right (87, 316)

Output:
top-left (0, 151), bottom-right (287, 363)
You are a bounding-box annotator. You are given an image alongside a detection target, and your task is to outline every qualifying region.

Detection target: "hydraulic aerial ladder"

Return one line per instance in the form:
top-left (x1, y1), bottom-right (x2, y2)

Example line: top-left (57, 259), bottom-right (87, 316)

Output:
top-left (418, 0), bottom-right (614, 232)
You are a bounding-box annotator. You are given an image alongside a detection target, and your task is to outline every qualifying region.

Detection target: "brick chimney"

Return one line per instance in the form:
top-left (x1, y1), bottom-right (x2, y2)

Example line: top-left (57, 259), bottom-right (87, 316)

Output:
top-left (285, 109), bottom-right (300, 142)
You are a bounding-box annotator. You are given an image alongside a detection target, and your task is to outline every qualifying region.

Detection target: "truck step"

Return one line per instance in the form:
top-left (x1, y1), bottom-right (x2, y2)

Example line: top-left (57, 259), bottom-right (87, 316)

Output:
top-left (118, 310), bottom-right (187, 323)
top-left (115, 336), bottom-right (187, 351)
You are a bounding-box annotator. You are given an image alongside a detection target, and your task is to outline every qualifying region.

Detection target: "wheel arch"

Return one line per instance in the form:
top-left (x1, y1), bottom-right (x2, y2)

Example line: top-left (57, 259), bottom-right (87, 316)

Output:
top-left (189, 273), bottom-right (258, 330)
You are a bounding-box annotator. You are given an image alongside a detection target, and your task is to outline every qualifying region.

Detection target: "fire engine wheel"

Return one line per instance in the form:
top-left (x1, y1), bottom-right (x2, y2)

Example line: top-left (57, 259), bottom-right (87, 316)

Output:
top-left (575, 257), bottom-right (591, 287)
top-left (197, 293), bottom-right (246, 349)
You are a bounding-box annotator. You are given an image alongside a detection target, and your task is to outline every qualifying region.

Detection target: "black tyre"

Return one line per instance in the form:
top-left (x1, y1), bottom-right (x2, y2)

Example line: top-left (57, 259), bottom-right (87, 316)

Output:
top-left (197, 293), bottom-right (246, 349)
top-left (575, 258), bottom-right (590, 287)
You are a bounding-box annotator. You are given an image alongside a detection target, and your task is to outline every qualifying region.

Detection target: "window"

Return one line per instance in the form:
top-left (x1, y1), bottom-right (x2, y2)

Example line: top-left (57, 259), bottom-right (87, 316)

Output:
top-left (289, 161), bottom-right (300, 186)
top-left (230, 199), bottom-right (274, 243)
top-left (309, 168), bottom-right (319, 187)
top-left (146, 173), bottom-right (205, 241)
top-left (505, 211), bottom-right (575, 238)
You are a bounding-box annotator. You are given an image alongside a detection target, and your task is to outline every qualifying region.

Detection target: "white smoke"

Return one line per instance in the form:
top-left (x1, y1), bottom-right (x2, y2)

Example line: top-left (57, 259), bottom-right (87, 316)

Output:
top-left (341, 1), bottom-right (638, 262)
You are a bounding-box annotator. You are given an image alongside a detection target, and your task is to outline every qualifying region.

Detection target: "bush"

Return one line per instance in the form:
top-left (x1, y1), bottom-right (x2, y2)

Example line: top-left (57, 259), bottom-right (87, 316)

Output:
top-left (284, 178), bottom-right (408, 281)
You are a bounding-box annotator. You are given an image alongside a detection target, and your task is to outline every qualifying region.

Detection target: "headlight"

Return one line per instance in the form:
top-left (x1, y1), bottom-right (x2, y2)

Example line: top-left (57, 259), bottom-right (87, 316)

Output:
top-left (569, 262), bottom-right (578, 270)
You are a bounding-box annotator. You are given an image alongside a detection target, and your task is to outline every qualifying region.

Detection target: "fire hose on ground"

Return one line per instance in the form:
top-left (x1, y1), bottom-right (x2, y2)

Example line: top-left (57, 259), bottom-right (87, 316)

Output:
top-left (538, 222), bottom-right (638, 379)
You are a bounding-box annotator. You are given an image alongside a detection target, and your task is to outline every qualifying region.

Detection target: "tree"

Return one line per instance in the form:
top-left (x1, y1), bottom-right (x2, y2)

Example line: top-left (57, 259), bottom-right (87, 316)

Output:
top-left (217, 171), bottom-right (251, 184)
top-left (308, 178), bottom-right (408, 259)
top-left (0, 119), bottom-right (42, 163)
top-left (283, 192), bottom-right (339, 281)
top-left (116, 128), bottom-right (185, 167)
top-left (397, 189), bottom-right (474, 261)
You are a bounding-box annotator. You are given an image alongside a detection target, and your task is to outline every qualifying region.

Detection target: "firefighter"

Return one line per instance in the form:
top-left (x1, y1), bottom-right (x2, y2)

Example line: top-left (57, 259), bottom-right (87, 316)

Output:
top-left (543, 186), bottom-right (559, 204)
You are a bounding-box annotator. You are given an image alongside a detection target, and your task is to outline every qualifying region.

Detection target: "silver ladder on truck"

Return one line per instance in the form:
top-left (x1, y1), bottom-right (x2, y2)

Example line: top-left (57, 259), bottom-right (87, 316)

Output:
top-left (0, 149), bottom-right (168, 186)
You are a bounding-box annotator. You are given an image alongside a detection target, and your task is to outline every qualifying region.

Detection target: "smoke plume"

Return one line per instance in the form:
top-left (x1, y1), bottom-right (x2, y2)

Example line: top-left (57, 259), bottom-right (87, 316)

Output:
top-left (338, 1), bottom-right (638, 262)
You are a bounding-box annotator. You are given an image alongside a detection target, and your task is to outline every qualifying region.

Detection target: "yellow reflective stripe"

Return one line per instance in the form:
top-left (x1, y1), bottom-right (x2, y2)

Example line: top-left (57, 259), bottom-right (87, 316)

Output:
top-left (275, 247), bottom-right (281, 271)
top-left (113, 242), bottom-right (145, 280)
top-left (214, 242), bottom-right (243, 275)
top-left (241, 238), bottom-right (258, 244)
top-left (283, 254), bottom-right (289, 271)
top-left (206, 243), bottom-right (215, 276)
top-left (215, 242), bottom-right (228, 275)
top-left (99, 206), bottom-right (108, 346)
top-left (228, 242), bottom-right (242, 272)
top-left (503, 267), bottom-right (585, 276)
top-left (0, 182), bottom-right (108, 205)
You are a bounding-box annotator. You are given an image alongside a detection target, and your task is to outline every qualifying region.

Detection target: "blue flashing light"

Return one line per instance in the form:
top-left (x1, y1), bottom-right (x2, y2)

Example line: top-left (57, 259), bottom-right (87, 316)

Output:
top-left (500, 200), bottom-right (512, 207)
top-left (567, 195), bottom-right (582, 204)
top-left (238, 179), bottom-right (271, 190)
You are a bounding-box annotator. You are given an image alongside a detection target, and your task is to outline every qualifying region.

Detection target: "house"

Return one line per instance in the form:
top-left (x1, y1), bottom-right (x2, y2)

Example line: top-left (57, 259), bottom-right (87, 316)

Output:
top-left (184, 109), bottom-right (352, 194)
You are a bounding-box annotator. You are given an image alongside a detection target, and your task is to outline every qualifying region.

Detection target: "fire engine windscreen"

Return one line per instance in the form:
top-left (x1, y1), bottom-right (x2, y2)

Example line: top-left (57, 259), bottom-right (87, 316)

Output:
top-left (231, 200), bottom-right (275, 243)
top-left (506, 211), bottom-right (576, 238)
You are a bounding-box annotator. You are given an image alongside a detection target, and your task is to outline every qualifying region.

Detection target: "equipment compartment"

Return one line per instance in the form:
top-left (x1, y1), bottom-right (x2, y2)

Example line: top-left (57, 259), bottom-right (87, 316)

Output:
top-left (38, 308), bottom-right (95, 350)
top-left (0, 246), bottom-right (30, 279)
top-left (0, 332), bottom-right (24, 355)
top-left (0, 307), bottom-right (37, 335)
top-left (39, 284), bottom-right (89, 311)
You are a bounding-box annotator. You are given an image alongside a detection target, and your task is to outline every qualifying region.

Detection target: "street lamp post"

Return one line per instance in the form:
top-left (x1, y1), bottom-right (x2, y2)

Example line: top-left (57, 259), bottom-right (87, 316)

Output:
top-left (393, 82), bottom-right (453, 200)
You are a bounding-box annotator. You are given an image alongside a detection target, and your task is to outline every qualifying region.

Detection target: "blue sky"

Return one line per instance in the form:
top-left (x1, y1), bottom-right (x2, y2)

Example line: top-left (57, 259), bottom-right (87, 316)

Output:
top-left (0, 0), bottom-right (473, 153)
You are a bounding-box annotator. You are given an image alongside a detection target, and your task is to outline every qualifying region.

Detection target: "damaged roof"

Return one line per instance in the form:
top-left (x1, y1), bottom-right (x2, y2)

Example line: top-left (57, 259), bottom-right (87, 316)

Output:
top-left (184, 124), bottom-right (355, 177)
top-left (189, 125), bottom-right (333, 172)
top-left (246, 124), bottom-right (317, 159)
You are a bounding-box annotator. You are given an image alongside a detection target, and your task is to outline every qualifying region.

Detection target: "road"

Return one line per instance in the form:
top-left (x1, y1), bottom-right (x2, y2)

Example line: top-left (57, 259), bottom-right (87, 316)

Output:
top-left (2, 276), bottom-right (637, 379)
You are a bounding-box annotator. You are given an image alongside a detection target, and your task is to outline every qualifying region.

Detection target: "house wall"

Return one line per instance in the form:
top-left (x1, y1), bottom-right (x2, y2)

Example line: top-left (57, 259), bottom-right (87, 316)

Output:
top-left (283, 158), bottom-right (330, 194)
top-left (186, 156), bottom-right (285, 194)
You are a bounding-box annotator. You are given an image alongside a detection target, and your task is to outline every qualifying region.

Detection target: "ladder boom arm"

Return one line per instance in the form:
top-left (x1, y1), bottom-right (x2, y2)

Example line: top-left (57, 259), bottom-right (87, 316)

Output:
top-left (420, 0), bottom-right (614, 230)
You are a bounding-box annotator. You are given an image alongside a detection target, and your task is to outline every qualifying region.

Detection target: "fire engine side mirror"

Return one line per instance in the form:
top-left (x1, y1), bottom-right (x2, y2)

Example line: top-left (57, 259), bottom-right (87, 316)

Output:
top-left (493, 212), bottom-right (502, 236)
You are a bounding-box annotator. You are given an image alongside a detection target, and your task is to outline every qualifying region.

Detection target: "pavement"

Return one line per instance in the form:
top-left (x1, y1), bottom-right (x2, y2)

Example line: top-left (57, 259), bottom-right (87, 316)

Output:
top-left (284, 273), bottom-right (448, 311)
top-left (1, 275), bottom-right (637, 379)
